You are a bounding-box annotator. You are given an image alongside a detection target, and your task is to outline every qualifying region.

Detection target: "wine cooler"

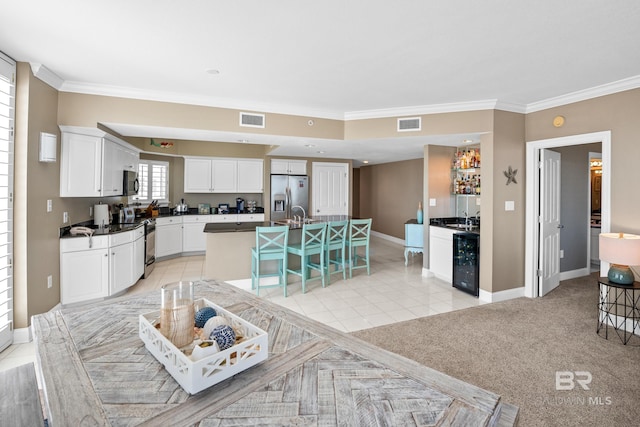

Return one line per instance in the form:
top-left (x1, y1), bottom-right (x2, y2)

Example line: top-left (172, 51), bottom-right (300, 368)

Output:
top-left (452, 232), bottom-right (480, 297)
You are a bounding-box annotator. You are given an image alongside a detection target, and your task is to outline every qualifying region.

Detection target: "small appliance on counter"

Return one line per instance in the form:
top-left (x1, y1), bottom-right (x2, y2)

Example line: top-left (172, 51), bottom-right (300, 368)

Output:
top-left (175, 199), bottom-right (188, 214)
top-left (218, 203), bottom-right (229, 214)
top-left (94, 203), bottom-right (110, 228)
top-left (247, 200), bottom-right (257, 213)
top-left (236, 198), bottom-right (245, 213)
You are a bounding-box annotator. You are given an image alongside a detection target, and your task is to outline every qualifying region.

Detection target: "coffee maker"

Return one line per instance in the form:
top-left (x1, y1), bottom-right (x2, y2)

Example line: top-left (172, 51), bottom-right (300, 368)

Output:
top-left (236, 197), bottom-right (245, 213)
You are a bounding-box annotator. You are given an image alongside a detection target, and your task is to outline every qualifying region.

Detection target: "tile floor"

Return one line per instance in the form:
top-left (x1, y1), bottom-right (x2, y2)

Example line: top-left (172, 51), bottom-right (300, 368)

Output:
top-left (0, 236), bottom-right (482, 372)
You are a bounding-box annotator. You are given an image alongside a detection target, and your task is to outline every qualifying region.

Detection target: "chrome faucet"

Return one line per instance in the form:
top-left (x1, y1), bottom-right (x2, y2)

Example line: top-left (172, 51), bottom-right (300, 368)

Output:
top-left (292, 205), bottom-right (306, 223)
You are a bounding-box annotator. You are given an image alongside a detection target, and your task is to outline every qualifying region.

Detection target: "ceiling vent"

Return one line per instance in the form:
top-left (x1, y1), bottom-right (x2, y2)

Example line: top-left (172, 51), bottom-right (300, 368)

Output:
top-left (240, 112), bottom-right (265, 128)
top-left (397, 117), bottom-right (421, 132)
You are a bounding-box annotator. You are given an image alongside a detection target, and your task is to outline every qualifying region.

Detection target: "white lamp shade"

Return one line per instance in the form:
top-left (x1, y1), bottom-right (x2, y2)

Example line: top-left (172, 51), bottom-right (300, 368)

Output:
top-left (599, 233), bottom-right (640, 266)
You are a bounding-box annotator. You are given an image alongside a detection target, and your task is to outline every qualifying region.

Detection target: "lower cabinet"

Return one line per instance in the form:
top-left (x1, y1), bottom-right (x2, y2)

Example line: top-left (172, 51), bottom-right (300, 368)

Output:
top-left (429, 226), bottom-right (455, 283)
top-left (60, 236), bottom-right (110, 305)
top-left (110, 241), bottom-right (134, 295)
top-left (60, 226), bottom-right (145, 305)
top-left (182, 215), bottom-right (211, 252)
top-left (156, 216), bottom-right (183, 258)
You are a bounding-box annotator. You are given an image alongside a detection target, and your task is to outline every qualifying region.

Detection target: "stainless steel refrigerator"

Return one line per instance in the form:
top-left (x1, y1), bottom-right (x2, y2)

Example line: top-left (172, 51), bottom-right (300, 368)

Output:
top-left (270, 175), bottom-right (309, 221)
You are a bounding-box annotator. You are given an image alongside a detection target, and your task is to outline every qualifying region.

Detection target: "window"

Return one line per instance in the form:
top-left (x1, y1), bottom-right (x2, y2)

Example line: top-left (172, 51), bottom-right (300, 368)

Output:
top-left (0, 51), bottom-right (14, 352)
top-left (131, 160), bottom-right (169, 204)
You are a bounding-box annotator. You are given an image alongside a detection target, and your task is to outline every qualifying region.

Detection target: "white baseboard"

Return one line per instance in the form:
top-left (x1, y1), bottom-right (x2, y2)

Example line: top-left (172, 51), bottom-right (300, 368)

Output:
top-left (422, 268), bottom-right (434, 278)
top-left (15, 302), bottom-right (63, 344)
top-left (599, 312), bottom-right (640, 337)
top-left (559, 267), bottom-right (590, 281)
top-left (13, 327), bottom-right (31, 344)
top-left (370, 231), bottom-right (404, 246)
top-left (479, 286), bottom-right (525, 303)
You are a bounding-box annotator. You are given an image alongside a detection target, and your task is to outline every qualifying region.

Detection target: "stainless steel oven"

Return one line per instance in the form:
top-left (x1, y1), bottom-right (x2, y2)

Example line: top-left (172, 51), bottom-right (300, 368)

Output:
top-left (143, 218), bottom-right (156, 278)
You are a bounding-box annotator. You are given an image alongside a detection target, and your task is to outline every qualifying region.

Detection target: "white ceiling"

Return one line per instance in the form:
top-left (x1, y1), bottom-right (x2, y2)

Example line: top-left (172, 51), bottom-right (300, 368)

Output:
top-left (3, 1), bottom-right (640, 165)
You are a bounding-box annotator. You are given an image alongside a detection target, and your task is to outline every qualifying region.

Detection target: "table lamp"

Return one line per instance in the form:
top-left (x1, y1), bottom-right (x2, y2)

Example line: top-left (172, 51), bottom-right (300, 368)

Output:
top-left (599, 232), bottom-right (640, 285)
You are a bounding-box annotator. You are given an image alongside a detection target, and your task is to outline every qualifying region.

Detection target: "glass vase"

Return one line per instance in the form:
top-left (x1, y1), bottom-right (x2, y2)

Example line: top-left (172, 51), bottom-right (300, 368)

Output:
top-left (160, 281), bottom-right (195, 348)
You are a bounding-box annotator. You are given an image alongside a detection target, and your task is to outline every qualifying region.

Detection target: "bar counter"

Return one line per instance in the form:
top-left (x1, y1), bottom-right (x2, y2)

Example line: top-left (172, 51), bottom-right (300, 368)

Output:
top-left (204, 216), bottom-right (352, 281)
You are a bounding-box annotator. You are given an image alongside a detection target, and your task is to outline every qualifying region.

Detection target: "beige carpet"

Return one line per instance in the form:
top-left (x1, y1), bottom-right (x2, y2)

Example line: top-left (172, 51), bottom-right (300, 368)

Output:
top-left (352, 273), bottom-right (640, 427)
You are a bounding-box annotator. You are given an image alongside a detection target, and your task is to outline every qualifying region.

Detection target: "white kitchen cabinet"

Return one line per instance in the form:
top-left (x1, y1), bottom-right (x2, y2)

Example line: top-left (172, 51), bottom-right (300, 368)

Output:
top-left (237, 159), bottom-right (264, 192)
top-left (429, 226), bottom-right (456, 283)
top-left (109, 240), bottom-right (134, 295)
top-left (60, 235), bottom-right (109, 305)
top-left (59, 126), bottom-right (140, 197)
top-left (156, 216), bottom-right (183, 257)
top-left (182, 215), bottom-right (213, 252)
top-left (237, 213), bottom-right (265, 223)
top-left (271, 159), bottom-right (307, 175)
top-left (184, 158), bottom-right (238, 193)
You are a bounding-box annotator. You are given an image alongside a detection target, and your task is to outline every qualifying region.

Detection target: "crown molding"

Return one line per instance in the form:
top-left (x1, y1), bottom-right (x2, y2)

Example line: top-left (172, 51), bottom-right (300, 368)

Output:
top-left (343, 99), bottom-right (502, 121)
top-left (30, 63), bottom-right (64, 89)
top-left (45, 70), bottom-right (640, 120)
top-left (58, 80), bottom-right (347, 121)
top-left (526, 75), bottom-right (640, 113)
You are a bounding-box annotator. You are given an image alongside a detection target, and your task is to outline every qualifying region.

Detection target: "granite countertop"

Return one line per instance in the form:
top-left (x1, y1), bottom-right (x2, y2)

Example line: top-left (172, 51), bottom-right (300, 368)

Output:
top-left (429, 216), bottom-right (480, 234)
top-left (59, 220), bottom-right (145, 238)
top-left (203, 215), bottom-right (355, 233)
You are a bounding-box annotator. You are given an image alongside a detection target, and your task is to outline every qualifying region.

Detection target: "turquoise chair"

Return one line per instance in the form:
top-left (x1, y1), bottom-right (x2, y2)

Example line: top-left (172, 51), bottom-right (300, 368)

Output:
top-left (347, 218), bottom-right (372, 278)
top-left (251, 226), bottom-right (289, 297)
top-left (286, 223), bottom-right (327, 293)
top-left (324, 220), bottom-right (349, 284)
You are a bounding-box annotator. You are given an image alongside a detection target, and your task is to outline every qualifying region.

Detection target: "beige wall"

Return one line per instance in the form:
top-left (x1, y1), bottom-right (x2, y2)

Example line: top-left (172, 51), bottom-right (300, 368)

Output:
top-left (358, 159), bottom-right (423, 239)
top-left (488, 110), bottom-right (526, 292)
top-left (426, 145), bottom-right (456, 219)
top-left (526, 89), bottom-right (640, 235)
top-left (15, 61), bottom-right (640, 329)
top-left (59, 93), bottom-right (345, 141)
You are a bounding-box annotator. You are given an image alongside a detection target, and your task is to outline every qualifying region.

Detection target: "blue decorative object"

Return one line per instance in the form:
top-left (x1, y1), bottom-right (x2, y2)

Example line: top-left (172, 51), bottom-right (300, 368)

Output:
top-left (417, 202), bottom-right (423, 224)
top-left (210, 325), bottom-right (236, 351)
top-left (194, 306), bottom-right (217, 328)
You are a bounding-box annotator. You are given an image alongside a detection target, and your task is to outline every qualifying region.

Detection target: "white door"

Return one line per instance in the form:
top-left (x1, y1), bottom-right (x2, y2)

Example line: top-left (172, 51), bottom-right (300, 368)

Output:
top-left (312, 162), bottom-right (349, 216)
top-left (0, 54), bottom-right (14, 352)
top-left (539, 149), bottom-right (561, 296)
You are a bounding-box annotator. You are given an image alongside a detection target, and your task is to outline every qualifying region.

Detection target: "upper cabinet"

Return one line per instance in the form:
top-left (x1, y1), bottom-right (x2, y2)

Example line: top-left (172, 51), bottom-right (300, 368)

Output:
top-left (237, 159), bottom-right (264, 193)
top-left (271, 159), bottom-right (307, 175)
top-left (184, 157), bottom-right (263, 193)
top-left (59, 126), bottom-right (140, 197)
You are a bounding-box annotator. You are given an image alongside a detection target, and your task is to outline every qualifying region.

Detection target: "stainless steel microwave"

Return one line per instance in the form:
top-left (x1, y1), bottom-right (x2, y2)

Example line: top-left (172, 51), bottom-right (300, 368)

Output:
top-left (123, 170), bottom-right (139, 196)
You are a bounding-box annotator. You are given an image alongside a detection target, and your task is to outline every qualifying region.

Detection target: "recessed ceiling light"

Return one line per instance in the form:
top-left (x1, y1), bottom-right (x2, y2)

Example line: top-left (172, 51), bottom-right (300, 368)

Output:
top-left (237, 139), bottom-right (249, 143)
top-left (317, 151), bottom-right (325, 154)
top-left (305, 144), bottom-right (316, 148)
top-left (206, 69), bottom-right (220, 75)
top-left (363, 160), bottom-right (369, 164)
top-left (463, 139), bottom-right (473, 144)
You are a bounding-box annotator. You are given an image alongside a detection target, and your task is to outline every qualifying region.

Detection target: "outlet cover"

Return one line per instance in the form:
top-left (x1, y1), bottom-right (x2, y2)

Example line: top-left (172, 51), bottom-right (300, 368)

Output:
top-left (63, 212), bottom-right (69, 223)
top-left (47, 275), bottom-right (52, 288)
top-left (46, 199), bottom-right (52, 212)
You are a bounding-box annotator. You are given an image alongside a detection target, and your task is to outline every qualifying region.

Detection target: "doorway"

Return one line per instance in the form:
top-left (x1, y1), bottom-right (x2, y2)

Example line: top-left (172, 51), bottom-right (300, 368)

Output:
top-left (524, 131), bottom-right (611, 298)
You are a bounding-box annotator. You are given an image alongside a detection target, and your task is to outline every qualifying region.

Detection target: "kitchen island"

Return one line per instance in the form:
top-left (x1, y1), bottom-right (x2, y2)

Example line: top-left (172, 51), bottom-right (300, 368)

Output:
top-left (204, 216), bottom-right (352, 282)
top-left (31, 280), bottom-right (517, 426)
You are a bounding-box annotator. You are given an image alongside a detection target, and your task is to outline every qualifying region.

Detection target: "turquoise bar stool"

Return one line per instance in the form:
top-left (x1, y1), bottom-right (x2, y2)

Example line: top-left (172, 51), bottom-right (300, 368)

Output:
top-left (286, 222), bottom-right (327, 293)
top-left (347, 218), bottom-right (372, 278)
top-left (251, 226), bottom-right (290, 297)
top-left (324, 220), bottom-right (349, 284)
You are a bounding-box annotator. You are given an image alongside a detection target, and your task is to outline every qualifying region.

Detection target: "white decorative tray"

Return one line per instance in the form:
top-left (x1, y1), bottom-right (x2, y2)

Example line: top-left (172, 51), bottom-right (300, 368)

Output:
top-left (139, 298), bottom-right (268, 394)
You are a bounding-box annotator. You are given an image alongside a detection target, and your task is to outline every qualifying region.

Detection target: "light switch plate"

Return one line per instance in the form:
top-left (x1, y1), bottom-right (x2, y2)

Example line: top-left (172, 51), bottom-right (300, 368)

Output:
top-left (429, 198), bottom-right (436, 206)
top-left (46, 199), bottom-right (52, 212)
top-left (505, 201), bottom-right (515, 211)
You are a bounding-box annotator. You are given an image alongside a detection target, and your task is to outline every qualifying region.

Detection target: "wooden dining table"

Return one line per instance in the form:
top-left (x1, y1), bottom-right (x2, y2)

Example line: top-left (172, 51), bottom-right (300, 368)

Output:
top-left (32, 280), bottom-right (518, 426)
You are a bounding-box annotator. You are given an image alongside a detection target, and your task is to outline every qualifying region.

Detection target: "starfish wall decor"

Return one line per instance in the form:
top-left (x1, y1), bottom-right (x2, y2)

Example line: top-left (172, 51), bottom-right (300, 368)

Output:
top-left (503, 166), bottom-right (518, 185)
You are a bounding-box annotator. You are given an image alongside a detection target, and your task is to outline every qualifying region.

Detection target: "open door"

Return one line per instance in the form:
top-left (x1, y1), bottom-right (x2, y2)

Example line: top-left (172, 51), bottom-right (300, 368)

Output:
top-left (539, 149), bottom-right (561, 296)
